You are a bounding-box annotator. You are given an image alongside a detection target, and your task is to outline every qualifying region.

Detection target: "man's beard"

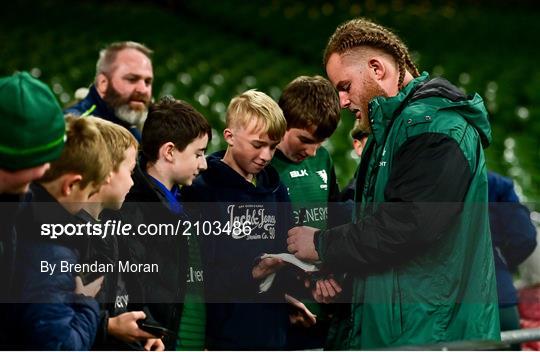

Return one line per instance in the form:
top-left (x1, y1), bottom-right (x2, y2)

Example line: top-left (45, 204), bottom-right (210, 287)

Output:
top-left (115, 105), bottom-right (147, 130)
top-left (356, 110), bottom-right (372, 134)
top-left (357, 76), bottom-right (388, 133)
top-left (103, 83), bottom-right (150, 129)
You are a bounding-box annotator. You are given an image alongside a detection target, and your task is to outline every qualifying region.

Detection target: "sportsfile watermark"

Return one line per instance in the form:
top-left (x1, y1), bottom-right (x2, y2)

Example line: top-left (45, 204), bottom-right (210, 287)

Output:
top-left (2, 201), bottom-right (535, 304)
top-left (40, 219), bottom-right (255, 239)
top-left (39, 202), bottom-right (287, 240)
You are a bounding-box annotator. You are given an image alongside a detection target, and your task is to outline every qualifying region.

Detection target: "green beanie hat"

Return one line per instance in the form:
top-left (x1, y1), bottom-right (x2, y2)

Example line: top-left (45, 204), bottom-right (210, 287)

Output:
top-left (0, 71), bottom-right (65, 170)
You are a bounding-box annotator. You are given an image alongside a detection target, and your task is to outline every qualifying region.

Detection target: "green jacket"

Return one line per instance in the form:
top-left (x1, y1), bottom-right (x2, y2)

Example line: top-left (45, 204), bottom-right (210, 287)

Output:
top-left (316, 73), bottom-right (500, 349)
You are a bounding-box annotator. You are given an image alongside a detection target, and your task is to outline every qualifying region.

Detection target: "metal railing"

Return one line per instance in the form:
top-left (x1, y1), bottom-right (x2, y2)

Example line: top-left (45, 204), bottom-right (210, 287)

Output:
top-left (501, 327), bottom-right (540, 346)
top-left (388, 328), bottom-right (540, 350)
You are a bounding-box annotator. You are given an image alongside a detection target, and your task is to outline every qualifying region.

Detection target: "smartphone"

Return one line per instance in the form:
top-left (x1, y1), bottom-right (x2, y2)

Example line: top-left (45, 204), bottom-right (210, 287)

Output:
top-left (137, 320), bottom-right (175, 338)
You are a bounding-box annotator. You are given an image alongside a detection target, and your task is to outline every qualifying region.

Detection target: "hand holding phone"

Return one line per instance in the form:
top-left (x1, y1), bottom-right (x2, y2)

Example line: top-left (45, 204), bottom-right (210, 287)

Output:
top-left (136, 320), bottom-right (175, 338)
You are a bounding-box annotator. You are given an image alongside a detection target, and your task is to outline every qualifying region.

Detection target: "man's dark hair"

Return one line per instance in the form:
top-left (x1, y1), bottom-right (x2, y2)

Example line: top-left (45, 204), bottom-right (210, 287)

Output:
top-left (142, 96), bottom-right (212, 163)
top-left (324, 18), bottom-right (420, 89)
top-left (278, 75), bottom-right (340, 141)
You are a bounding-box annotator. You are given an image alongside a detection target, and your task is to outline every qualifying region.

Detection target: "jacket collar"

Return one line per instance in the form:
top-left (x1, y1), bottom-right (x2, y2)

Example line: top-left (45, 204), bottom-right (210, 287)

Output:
top-left (202, 151), bottom-right (282, 194)
top-left (369, 72), bottom-right (430, 145)
top-left (87, 86), bottom-right (142, 141)
top-left (88, 85), bottom-right (117, 122)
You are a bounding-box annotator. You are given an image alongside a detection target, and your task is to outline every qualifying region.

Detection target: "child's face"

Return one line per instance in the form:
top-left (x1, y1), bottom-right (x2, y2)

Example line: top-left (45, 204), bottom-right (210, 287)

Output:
top-left (172, 134), bottom-right (209, 186)
top-left (227, 121), bottom-right (281, 178)
top-left (279, 127), bottom-right (324, 163)
top-left (101, 146), bottom-right (137, 210)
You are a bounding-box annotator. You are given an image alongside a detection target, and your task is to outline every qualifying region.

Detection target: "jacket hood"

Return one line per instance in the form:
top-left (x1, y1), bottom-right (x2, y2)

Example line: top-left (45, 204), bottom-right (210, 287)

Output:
top-left (200, 150), bottom-right (283, 195)
top-left (410, 76), bottom-right (492, 148)
top-left (370, 73), bottom-right (492, 148)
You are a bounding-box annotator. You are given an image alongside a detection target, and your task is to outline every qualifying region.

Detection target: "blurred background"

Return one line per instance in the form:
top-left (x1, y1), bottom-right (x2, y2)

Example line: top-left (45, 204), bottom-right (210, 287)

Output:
top-left (1, 0), bottom-right (539, 210)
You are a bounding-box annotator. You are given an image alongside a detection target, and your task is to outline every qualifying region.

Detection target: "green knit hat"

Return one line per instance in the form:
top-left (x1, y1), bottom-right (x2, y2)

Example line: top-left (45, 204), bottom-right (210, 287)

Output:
top-left (0, 71), bottom-right (65, 170)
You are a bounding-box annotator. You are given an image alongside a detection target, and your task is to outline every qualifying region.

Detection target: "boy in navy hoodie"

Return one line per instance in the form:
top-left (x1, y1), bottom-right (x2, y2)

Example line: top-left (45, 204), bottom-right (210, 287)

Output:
top-left (182, 89), bottom-right (294, 350)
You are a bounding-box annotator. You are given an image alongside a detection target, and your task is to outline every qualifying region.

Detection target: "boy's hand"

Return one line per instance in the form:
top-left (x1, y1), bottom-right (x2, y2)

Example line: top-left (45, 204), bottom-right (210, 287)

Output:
top-left (144, 338), bottom-right (165, 351)
top-left (252, 257), bottom-right (285, 280)
top-left (285, 294), bottom-right (317, 328)
top-left (108, 311), bottom-right (158, 343)
top-left (74, 275), bottom-right (104, 297)
top-left (287, 226), bottom-right (319, 262)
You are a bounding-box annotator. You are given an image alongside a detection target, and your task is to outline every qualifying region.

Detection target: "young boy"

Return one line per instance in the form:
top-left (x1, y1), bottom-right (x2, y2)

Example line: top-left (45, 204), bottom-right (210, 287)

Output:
top-left (10, 116), bottom-right (112, 350)
top-left (119, 95), bottom-right (211, 350)
top-left (76, 117), bottom-right (164, 350)
top-left (270, 75), bottom-right (341, 349)
top-left (272, 75), bottom-right (341, 230)
top-left (182, 89), bottom-right (292, 350)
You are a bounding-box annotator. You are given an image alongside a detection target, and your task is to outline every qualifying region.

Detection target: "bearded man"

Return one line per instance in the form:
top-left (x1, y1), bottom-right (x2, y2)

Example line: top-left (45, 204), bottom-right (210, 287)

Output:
top-left (65, 41), bottom-right (153, 141)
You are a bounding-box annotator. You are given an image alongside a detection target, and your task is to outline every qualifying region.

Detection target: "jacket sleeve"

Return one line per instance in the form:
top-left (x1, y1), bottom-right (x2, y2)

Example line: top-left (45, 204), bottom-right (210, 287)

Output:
top-left (316, 133), bottom-right (473, 274)
top-left (328, 165), bottom-right (354, 228)
top-left (17, 243), bottom-right (100, 350)
top-left (489, 174), bottom-right (537, 269)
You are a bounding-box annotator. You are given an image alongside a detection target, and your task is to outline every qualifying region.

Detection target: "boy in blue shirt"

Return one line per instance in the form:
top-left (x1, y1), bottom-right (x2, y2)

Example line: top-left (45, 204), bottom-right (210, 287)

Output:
top-left (119, 96), bottom-right (211, 350)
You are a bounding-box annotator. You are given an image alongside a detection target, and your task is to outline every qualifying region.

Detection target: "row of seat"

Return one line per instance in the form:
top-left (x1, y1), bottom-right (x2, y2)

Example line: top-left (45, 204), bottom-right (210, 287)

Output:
top-left (1, 0), bottom-right (538, 203)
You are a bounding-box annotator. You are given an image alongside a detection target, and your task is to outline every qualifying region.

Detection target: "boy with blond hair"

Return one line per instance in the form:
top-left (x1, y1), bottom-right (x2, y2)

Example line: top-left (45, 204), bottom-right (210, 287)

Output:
top-left (10, 116), bottom-right (112, 350)
top-left (182, 89), bottom-right (293, 350)
top-left (76, 117), bottom-right (163, 350)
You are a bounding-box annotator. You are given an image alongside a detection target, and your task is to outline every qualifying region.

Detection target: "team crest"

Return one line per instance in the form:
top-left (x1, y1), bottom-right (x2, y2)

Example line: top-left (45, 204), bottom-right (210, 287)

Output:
top-left (316, 170), bottom-right (328, 184)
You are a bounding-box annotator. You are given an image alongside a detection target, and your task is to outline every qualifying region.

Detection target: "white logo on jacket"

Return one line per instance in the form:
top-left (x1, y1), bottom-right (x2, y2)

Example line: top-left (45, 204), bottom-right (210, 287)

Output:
top-left (290, 169), bottom-right (308, 178)
top-left (316, 170), bottom-right (328, 190)
top-left (227, 204), bottom-right (276, 240)
top-left (316, 170), bottom-right (328, 184)
top-left (115, 294), bottom-right (129, 309)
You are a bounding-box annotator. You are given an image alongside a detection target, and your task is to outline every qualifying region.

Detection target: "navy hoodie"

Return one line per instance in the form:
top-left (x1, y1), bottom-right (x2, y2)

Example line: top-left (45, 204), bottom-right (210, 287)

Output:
top-left (182, 151), bottom-right (292, 350)
top-left (9, 183), bottom-right (99, 350)
top-left (488, 171), bottom-right (537, 306)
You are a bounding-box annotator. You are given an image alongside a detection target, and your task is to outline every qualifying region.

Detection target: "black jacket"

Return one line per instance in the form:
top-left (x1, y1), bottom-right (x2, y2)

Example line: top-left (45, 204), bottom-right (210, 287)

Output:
top-left (117, 155), bottom-right (188, 350)
top-left (76, 209), bottom-right (143, 350)
top-left (0, 193), bottom-right (28, 347)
